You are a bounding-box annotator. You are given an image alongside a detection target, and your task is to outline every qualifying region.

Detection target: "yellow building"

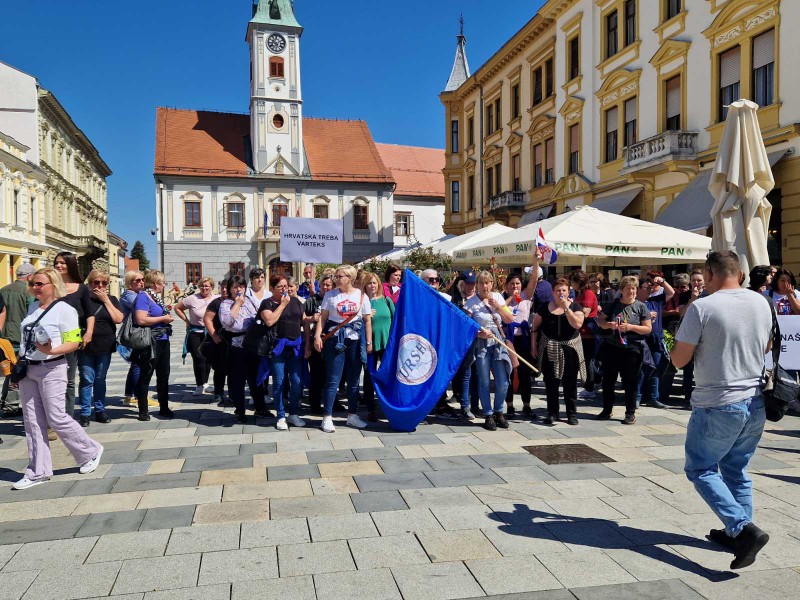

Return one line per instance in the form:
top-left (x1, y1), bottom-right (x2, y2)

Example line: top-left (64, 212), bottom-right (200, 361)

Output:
top-left (106, 231), bottom-right (128, 297)
top-left (441, 0), bottom-right (800, 271)
top-left (0, 131), bottom-right (48, 285)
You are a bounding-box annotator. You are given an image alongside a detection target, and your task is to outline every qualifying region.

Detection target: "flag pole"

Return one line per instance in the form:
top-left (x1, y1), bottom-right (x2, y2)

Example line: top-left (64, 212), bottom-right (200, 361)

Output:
top-left (489, 333), bottom-right (540, 374)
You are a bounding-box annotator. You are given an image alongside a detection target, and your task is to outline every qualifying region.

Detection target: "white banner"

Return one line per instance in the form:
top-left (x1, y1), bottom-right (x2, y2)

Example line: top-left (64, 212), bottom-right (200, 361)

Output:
top-left (766, 315), bottom-right (800, 370)
top-left (280, 218), bottom-right (343, 264)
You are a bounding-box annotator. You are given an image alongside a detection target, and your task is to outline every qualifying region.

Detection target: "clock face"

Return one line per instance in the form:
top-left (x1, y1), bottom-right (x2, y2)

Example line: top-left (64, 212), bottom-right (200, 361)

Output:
top-left (267, 34), bottom-right (286, 54)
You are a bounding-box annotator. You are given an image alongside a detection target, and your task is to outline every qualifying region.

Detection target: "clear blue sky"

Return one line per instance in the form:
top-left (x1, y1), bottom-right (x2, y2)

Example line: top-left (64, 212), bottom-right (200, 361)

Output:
top-left (2, 0), bottom-right (543, 266)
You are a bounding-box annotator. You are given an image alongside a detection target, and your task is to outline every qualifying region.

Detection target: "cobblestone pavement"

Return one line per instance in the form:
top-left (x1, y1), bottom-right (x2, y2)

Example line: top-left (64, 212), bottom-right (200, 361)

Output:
top-left (1, 322), bottom-right (800, 599)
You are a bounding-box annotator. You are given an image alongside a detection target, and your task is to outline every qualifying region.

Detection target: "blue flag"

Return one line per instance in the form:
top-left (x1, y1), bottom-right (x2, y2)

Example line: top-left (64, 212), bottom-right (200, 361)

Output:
top-left (370, 270), bottom-right (480, 432)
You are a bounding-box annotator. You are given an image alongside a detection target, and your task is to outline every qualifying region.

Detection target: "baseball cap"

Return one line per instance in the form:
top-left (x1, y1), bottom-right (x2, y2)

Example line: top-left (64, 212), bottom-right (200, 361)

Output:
top-left (461, 270), bottom-right (477, 284)
top-left (16, 263), bottom-right (35, 277)
top-left (524, 266), bottom-right (544, 279)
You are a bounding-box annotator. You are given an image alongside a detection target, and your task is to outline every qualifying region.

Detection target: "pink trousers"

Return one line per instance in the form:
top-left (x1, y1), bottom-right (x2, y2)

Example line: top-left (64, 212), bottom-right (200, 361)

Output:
top-left (19, 360), bottom-right (102, 480)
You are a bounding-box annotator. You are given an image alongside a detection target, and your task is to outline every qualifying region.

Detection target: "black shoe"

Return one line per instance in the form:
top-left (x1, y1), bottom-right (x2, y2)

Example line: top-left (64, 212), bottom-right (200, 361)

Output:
top-left (483, 416), bottom-right (497, 431)
top-left (459, 408), bottom-right (475, 420)
top-left (506, 404), bottom-right (516, 417)
top-left (235, 412), bottom-right (248, 424)
top-left (94, 412), bottom-right (111, 424)
top-left (542, 414), bottom-right (554, 426)
top-left (596, 411), bottom-right (612, 420)
top-left (731, 523), bottom-right (770, 569)
top-left (622, 413), bottom-right (636, 425)
top-left (494, 412), bottom-right (509, 429)
top-left (78, 415), bottom-right (91, 427)
top-left (567, 415), bottom-right (579, 425)
top-left (707, 528), bottom-right (736, 551)
top-left (434, 405), bottom-right (459, 419)
top-left (253, 409), bottom-right (274, 419)
top-left (158, 407), bottom-right (174, 419)
top-left (522, 404), bottom-right (532, 417)
top-left (138, 413), bottom-right (151, 421)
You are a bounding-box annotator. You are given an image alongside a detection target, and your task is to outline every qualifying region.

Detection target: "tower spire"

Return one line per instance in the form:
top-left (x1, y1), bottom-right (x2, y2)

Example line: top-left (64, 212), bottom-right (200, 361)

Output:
top-left (445, 15), bottom-right (471, 92)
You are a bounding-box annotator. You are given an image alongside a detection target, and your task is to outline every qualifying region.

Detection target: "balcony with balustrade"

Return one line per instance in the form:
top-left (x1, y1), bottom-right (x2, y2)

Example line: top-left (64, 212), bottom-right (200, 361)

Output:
top-left (622, 131), bottom-right (699, 173)
top-left (489, 191), bottom-right (527, 213)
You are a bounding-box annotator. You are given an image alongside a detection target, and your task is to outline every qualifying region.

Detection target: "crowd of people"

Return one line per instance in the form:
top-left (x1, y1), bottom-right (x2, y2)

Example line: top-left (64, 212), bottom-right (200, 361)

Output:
top-left (0, 253), bottom-right (793, 494)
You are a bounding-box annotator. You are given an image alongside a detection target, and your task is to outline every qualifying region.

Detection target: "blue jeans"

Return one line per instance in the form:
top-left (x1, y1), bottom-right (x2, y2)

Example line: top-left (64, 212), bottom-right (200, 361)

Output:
top-left (684, 395), bottom-right (766, 537)
top-left (322, 338), bottom-right (362, 416)
top-left (637, 348), bottom-right (663, 406)
top-left (78, 352), bottom-right (112, 416)
top-left (474, 349), bottom-right (510, 416)
top-left (272, 348), bottom-right (302, 419)
top-left (125, 362), bottom-right (140, 397)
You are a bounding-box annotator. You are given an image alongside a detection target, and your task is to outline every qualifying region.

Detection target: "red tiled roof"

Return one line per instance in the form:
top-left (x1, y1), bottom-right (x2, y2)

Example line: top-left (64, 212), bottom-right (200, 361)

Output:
top-left (375, 143), bottom-right (445, 198)
top-left (154, 107), bottom-right (394, 184)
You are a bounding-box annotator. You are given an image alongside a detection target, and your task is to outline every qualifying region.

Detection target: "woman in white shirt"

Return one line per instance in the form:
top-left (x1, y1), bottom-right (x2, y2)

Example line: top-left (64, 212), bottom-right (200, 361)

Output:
top-left (765, 268), bottom-right (800, 315)
top-left (314, 264), bottom-right (372, 433)
top-left (13, 268), bottom-right (103, 490)
top-left (465, 271), bottom-right (515, 431)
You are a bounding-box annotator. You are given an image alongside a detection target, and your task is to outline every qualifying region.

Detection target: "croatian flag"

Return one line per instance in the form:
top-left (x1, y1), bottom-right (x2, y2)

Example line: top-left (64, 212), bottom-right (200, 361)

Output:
top-left (537, 227), bottom-right (558, 265)
top-left (369, 270), bottom-right (480, 432)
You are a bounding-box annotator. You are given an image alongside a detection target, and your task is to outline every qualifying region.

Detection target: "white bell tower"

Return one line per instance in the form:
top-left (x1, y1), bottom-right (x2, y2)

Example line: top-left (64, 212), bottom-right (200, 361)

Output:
top-left (247, 0), bottom-right (305, 176)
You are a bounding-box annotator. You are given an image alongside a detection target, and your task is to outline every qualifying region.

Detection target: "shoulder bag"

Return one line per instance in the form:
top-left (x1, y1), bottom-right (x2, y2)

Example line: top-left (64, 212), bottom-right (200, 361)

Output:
top-left (243, 298), bottom-right (277, 357)
top-left (117, 294), bottom-right (152, 351)
top-left (10, 300), bottom-right (62, 383)
top-left (762, 296), bottom-right (799, 422)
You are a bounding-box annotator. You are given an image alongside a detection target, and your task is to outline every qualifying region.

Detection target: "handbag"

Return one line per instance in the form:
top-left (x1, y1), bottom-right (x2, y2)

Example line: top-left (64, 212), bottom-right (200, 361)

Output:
top-left (117, 310), bottom-right (151, 350)
top-left (11, 300), bottom-right (63, 383)
top-left (762, 297), bottom-right (799, 422)
top-left (243, 317), bottom-right (276, 356)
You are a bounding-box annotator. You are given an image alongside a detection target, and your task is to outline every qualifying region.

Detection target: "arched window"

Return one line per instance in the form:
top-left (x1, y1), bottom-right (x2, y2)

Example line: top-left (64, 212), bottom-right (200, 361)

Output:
top-left (269, 57), bottom-right (285, 78)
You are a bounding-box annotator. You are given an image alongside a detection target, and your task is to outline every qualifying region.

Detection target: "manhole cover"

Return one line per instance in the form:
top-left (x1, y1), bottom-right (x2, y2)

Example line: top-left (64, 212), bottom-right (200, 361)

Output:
top-left (523, 443), bottom-right (614, 465)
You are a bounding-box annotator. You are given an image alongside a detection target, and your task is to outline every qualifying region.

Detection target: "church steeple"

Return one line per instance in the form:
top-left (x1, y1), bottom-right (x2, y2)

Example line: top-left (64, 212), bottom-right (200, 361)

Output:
top-left (444, 16), bottom-right (471, 92)
top-left (250, 0), bottom-right (302, 30)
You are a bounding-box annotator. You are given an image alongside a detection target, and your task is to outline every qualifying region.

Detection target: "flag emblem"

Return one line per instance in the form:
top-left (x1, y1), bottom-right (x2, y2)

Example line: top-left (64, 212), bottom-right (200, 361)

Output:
top-left (536, 227), bottom-right (559, 265)
top-left (396, 334), bottom-right (438, 385)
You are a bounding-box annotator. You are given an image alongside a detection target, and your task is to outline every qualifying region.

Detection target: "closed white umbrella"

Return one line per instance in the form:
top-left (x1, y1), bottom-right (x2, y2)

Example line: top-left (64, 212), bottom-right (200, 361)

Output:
top-left (709, 99), bottom-right (774, 283)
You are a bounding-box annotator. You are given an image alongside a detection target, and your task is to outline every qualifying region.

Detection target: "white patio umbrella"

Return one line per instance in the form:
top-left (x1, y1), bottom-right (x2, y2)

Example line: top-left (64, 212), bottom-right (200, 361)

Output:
top-left (709, 99), bottom-right (774, 283)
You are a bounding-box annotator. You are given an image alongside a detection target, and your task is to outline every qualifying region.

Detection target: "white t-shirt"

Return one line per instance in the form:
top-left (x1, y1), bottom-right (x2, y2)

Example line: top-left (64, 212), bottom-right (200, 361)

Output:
top-left (764, 289), bottom-right (800, 315)
top-left (465, 292), bottom-right (505, 331)
top-left (320, 289), bottom-right (371, 340)
top-left (20, 301), bottom-right (81, 361)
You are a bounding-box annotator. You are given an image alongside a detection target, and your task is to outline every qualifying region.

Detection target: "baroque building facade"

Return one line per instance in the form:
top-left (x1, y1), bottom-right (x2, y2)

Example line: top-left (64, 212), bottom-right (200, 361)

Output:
top-left (155, 0), bottom-right (444, 285)
top-left (441, 0), bottom-right (800, 270)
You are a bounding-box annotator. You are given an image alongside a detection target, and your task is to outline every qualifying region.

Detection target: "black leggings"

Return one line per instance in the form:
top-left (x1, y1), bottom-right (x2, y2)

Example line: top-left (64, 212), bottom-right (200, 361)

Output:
top-left (226, 346), bottom-right (267, 416)
top-left (505, 336), bottom-right (533, 406)
top-left (186, 331), bottom-right (211, 386)
top-left (601, 343), bottom-right (643, 416)
top-left (207, 339), bottom-right (228, 396)
top-left (362, 349), bottom-right (384, 412)
top-left (134, 339), bottom-right (170, 413)
top-left (542, 346), bottom-right (580, 417)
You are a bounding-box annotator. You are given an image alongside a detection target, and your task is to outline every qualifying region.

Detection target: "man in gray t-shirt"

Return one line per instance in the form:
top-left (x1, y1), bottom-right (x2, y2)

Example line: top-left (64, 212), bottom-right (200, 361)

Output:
top-left (672, 251), bottom-right (772, 570)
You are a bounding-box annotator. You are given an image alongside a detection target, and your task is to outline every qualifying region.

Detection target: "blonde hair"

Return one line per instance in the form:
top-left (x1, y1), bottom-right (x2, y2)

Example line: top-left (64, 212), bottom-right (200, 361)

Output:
top-left (124, 270), bottom-right (143, 288)
top-left (198, 276), bottom-right (215, 288)
top-left (32, 267), bottom-right (66, 299)
top-left (335, 264), bottom-right (357, 283)
top-left (86, 269), bottom-right (109, 284)
top-left (619, 275), bottom-right (639, 291)
top-left (361, 272), bottom-right (383, 297)
top-left (144, 270), bottom-right (166, 288)
top-left (476, 270), bottom-right (495, 286)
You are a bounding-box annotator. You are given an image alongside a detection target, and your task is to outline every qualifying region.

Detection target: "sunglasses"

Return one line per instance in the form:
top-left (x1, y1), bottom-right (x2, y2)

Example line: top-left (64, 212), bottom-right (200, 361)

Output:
top-left (28, 281), bottom-right (51, 289)
top-left (92, 280), bottom-right (109, 287)
top-left (427, 277), bottom-right (440, 283)
top-left (133, 278), bottom-right (144, 283)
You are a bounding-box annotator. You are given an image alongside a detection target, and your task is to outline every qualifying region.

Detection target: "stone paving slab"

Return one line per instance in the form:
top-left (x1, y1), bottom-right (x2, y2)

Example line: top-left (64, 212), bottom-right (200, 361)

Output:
top-left (391, 561), bottom-right (484, 600)
top-left (24, 561), bottom-right (123, 600)
top-left (198, 546), bottom-right (278, 586)
top-left (278, 540), bottom-right (355, 576)
top-left (313, 567), bottom-right (401, 600)
top-left (112, 553), bottom-right (202, 595)
top-left (231, 575), bottom-right (315, 600)
top-left (75, 509), bottom-right (148, 537)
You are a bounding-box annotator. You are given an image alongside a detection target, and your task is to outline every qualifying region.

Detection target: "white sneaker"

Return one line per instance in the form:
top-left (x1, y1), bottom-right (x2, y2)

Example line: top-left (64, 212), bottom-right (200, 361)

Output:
top-left (80, 445), bottom-right (104, 474)
top-left (346, 414), bottom-right (368, 429)
top-left (321, 416), bottom-right (335, 433)
top-left (193, 386), bottom-right (204, 396)
top-left (12, 477), bottom-right (48, 490)
top-left (203, 383), bottom-right (214, 394)
top-left (276, 418), bottom-right (289, 431)
top-left (287, 414), bottom-right (305, 427)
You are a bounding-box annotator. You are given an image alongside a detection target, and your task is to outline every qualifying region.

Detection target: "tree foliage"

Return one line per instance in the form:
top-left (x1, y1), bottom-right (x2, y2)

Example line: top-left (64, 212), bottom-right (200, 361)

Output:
top-left (360, 247), bottom-right (453, 278)
top-left (130, 240), bottom-right (150, 272)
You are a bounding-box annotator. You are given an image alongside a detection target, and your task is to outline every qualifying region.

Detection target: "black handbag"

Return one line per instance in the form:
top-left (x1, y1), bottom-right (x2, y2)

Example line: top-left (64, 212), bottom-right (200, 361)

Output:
top-left (762, 298), bottom-right (799, 422)
top-left (12, 300), bottom-right (63, 383)
top-left (242, 318), bottom-right (276, 357)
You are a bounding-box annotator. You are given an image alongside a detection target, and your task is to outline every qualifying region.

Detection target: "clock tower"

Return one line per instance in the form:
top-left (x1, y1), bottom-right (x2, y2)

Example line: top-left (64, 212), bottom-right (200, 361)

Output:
top-left (247, 0), bottom-right (305, 176)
